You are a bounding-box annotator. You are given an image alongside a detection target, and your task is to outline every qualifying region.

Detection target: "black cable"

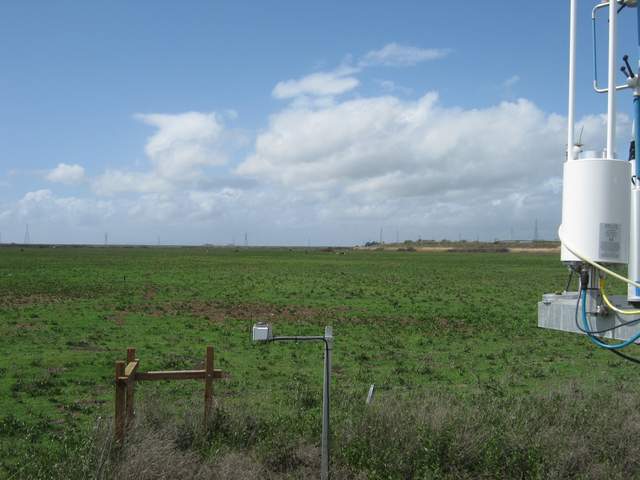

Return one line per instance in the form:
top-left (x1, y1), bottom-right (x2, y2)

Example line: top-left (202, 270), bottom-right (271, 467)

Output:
top-left (610, 348), bottom-right (640, 365)
top-left (564, 270), bottom-right (574, 292)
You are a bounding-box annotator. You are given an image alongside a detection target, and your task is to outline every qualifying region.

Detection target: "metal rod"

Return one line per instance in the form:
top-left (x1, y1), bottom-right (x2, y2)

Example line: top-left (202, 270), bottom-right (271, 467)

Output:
top-left (321, 326), bottom-right (332, 480)
top-left (569, 0), bottom-right (577, 159)
top-left (607, 0), bottom-right (618, 157)
top-left (271, 336), bottom-right (326, 342)
top-left (593, 3), bottom-right (630, 94)
top-left (269, 329), bottom-right (332, 479)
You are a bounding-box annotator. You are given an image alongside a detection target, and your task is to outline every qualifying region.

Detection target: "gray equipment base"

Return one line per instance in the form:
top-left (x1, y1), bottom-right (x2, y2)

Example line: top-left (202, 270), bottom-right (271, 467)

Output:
top-left (538, 292), bottom-right (640, 340)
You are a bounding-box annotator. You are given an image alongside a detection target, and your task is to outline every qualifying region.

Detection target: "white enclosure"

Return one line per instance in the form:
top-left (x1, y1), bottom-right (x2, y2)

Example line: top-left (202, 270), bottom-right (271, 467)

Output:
top-left (560, 157), bottom-right (630, 264)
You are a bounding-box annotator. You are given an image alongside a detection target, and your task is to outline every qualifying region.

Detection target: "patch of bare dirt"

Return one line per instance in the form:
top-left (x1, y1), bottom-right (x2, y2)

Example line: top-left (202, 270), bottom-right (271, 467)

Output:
top-left (0, 293), bottom-right (66, 308)
top-left (143, 286), bottom-right (157, 301)
top-left (105, 312), bottom-right (127, 326)
top-left (125, 299), bottom-right (350, 324)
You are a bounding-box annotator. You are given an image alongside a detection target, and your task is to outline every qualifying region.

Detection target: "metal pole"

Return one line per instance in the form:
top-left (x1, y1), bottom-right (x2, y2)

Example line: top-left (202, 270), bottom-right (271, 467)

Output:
top-left (568, 0), bottom-right (577, 159)
top-left (629, 5), bottom-right (640, 302)
top-left (607, 0), bottom-right (618, 157)
top-left (321, 326), bottom-right (332, 480)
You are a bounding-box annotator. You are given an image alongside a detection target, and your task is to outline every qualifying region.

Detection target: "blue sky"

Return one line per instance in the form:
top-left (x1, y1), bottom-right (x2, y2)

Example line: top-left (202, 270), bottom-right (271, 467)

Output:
top-left (0, 1), bottom-right (638, 245)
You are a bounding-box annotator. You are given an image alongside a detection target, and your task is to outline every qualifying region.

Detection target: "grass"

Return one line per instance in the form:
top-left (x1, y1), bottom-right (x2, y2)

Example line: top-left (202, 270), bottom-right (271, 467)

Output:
top-left (0, 245), bottom-right (637, 478)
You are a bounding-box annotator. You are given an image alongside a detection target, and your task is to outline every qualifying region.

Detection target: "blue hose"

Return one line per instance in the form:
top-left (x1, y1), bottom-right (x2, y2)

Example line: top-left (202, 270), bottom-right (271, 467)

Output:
top-left (582, 290), bottom-right (640, 349)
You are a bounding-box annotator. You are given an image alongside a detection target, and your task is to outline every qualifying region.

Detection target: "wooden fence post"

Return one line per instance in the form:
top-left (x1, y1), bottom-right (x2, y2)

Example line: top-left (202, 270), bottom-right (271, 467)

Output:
top-left (114, 345), bottom-right (223, 442)
top-left (204, 346), bottom-right (214, 428)
top-left (126, 347), bottom-right (136, 423)
top-left (114, 361), bottom-right (126, 443)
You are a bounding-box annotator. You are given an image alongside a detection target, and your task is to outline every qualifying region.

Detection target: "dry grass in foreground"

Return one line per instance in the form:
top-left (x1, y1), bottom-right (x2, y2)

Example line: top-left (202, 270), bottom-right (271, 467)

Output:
top-left (13, 381), bottom-right (640, 480)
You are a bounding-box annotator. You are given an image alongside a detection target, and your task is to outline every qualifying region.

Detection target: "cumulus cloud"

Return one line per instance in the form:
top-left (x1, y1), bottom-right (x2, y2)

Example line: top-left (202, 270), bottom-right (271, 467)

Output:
top-left (5, 40), bottom-right (629, 244)
top-left (238, 93), bottom-right (566, 193)
top-left (93, 111), bottom-right (230, 196)
top-left (46, 163), bottom-right (85, 184)
top-left (237, 91), bottom-right (626, 240)
top-left (135, 111), bottom-right (226, 179)
top-left (359, 43), bottom-right (451, 67)
top-left (13, 189), bottom-right (114, 226)
top-left (272, 67), bottom-right (359, 99)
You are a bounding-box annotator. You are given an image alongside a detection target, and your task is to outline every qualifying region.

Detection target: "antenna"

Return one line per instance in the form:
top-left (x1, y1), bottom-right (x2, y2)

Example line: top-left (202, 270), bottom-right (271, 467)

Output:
top-left (24, 224), bottom-right (30, 245)
top-left (576, 125), bottom-right (584, 147)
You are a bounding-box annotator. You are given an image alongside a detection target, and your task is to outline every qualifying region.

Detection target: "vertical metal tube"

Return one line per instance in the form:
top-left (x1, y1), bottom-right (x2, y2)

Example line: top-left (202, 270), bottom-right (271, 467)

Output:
top-left (568, 0), bottom-right (578, 160)
top-left (628, 186), bottom-right (640, 302)
top-left (607, 0), bottom-right (618, 158)
top-left (321, 326), bottom-right (332, 480)
top-left (630, 3), bottom-right (640, 303)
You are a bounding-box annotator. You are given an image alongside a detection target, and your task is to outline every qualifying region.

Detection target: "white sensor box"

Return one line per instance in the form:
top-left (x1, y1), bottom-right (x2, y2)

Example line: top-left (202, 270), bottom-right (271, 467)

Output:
top-left (252, 323), bottom-right (272, 342)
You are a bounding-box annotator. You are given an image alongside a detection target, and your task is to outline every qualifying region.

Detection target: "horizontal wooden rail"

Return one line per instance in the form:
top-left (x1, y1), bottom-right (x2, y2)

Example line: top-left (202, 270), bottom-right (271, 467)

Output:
top-left (133, 369), bottom-right (223, 381)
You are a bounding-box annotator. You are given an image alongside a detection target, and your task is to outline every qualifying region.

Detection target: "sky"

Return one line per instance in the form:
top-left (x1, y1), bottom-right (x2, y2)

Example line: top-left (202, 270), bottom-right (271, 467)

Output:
top-left (0, 1), bottom-right (639, 246)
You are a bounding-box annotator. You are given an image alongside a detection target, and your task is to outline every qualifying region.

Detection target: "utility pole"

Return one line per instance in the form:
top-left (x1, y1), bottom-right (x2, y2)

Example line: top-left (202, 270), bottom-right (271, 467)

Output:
top-left (244, 232), bottom-right (248, 247)
top-left (104, 232), bottom-right (108, 246)
top-left (379, 227), bottom-right (383, 244)
top-left (534, 218), bottom-right (539, 242)
top-left (24, 224), bottom-right (30, 245)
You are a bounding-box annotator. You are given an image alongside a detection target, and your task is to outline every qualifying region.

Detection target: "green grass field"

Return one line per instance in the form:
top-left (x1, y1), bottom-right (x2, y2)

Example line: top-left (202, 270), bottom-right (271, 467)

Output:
top-left (1, 246), bottom-right (638, 478)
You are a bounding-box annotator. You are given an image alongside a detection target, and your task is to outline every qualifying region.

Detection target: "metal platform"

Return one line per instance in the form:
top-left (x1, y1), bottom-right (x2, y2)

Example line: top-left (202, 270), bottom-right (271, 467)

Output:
top-left (538, 292), bottom-right (640, 341)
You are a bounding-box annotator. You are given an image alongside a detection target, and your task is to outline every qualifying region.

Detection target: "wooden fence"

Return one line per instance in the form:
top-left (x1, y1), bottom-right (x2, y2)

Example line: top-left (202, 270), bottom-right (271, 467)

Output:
top-left (114, 346), bottom-right (223, 442)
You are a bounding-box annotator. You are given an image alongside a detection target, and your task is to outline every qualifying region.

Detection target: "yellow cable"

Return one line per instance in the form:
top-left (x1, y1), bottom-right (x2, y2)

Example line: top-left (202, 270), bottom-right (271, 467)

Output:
top-left (558, 226), bottom-right (640, 290)
top-left (599, 278), bottom-right (640, 315)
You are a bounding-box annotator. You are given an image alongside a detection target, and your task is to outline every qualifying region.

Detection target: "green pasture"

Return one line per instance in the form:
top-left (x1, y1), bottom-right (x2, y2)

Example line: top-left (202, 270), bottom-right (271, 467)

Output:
top-left (0, 246), bottom-right (636, 477)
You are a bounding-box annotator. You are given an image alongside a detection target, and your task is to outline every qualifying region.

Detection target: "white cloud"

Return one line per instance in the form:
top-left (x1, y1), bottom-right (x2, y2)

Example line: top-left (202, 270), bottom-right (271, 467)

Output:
top-left (237, 91), bottom-right (626, 241)
top-left (239, 93), bottom-right (568, 193)
top-left (46, 163), bottom-right (85, 184)
top-left (502, 75), bottom-right (520, 88)
top-left (92, 170), bottom-right (172, 196)
top-left (93, 111), bottom-right (230, 196)
top-left (135, 111), bottom-right (226, 179)
top-left (13, 189), bottom-right (114, 226)
top-left (359, 43), bottom-right (451, 67)
top-left (376, 79), bottom-right (413, 95)
top-left (272, 68), bottom-right (359, 99)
